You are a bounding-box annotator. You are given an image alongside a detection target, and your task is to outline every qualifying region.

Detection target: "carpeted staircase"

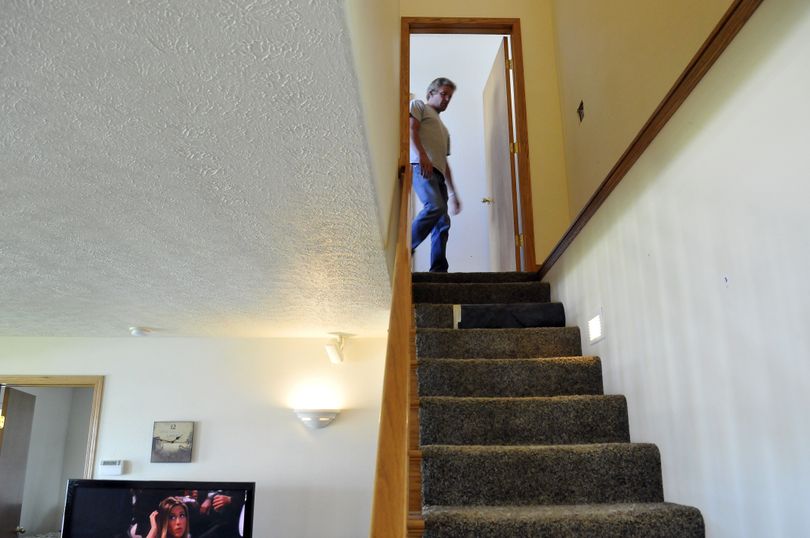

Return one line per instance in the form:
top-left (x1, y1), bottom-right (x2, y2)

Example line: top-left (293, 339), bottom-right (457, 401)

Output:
top-left (412, 271), bottom-right (704, 537)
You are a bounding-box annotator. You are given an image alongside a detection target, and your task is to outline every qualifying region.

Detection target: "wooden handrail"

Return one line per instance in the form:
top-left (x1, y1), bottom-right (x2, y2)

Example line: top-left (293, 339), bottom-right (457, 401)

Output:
top-left (370, 167), bottom-right (414, 537)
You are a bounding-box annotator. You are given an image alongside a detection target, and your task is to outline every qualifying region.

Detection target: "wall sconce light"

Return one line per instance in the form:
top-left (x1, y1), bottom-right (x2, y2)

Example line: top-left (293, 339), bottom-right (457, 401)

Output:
top-left (294, 409), bottom-right (340, 429)
top-left (325, 332), bottom-right (353, 364)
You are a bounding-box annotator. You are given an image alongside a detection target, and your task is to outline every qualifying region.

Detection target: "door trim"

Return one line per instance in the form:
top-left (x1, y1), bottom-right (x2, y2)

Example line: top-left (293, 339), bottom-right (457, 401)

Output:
top-left (401, 17), bottom-right (537, 270)
top-left (0, 376), bottom-right (104, 478)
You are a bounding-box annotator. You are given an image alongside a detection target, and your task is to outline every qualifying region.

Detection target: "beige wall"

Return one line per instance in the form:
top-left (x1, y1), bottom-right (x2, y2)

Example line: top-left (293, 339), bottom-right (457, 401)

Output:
top-left (552, 0), bottom-right (732, 218)
top-left (401, 0), bottom-right (571, 264)
top-left (0, 337), bottom-right (386, 538)
top-left (343, 0), bottom-right (402, 276)
top-left (546, 1), bottom-right (810, 535)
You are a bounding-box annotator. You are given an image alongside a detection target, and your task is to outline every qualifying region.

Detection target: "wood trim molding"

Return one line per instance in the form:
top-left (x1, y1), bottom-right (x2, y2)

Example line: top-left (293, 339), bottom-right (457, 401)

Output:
top-left (401, 17), bottom-right (536, 270)
top-left (369, 169), bottom-right (415, 538)
top-left (508, 20), bottom-right (537, 269)
top-left (538, 0), bottom-right (763, 278)
top-left (404, 17), bottom-right (519, 35)
top-left (0, 375), bottom-right (104, 479)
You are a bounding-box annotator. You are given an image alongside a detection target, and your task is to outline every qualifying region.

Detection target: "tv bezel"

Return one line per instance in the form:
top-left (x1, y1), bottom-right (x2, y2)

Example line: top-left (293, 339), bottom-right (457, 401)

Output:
top-left (62, 478), bottom-right (256, 538)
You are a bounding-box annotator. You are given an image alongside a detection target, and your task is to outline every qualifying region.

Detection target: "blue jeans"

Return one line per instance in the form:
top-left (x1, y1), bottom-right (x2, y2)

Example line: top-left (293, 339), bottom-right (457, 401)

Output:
top-left (412, 165), bottom-right (451, 272)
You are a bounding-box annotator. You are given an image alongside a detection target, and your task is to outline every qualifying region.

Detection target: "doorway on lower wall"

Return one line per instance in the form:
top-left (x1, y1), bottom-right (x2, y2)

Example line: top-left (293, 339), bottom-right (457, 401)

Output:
top-left (404, 18), bottom-right (536, 274)
top-left (0, 376), bottom-right (103, 537)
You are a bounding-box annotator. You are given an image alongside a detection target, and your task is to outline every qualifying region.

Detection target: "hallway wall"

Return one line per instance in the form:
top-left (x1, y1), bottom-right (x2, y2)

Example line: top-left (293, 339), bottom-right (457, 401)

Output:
top-left (551, 0), bottom-right (732, 218)
top-left (546, 1), bottom-right (810, 536)
top-left (344, 0), bottom-right (401, 276)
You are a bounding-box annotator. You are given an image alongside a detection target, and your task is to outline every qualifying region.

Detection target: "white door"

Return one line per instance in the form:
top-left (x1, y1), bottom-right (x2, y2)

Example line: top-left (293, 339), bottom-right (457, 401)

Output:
top-left (483, 37), bottom-right (522, 271)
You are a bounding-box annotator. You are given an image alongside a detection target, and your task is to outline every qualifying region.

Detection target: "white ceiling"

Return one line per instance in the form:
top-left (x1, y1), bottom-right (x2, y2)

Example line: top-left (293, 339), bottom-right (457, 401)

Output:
top-left (0, 0), bottom-right (391, 337)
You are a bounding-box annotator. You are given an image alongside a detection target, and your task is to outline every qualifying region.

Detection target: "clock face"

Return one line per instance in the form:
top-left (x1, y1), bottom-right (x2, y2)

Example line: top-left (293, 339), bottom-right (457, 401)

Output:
top-left (151, 421), bottom-right (194, 463)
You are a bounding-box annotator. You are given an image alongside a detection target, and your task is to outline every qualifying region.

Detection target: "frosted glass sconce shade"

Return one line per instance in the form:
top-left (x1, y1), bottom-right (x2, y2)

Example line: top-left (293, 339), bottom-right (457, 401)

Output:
top-left (294, 409), bottom-right (340, 429)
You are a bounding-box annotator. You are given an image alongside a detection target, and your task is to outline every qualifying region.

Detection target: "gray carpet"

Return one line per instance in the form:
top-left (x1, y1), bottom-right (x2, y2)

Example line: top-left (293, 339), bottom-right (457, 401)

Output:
top-left (412, 271), bottom-right (704, 537)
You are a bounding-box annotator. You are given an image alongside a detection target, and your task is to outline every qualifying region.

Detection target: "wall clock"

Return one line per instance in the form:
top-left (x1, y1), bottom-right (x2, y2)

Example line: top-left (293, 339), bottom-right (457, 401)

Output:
top-left (151, 421), bottom-right (194, 463)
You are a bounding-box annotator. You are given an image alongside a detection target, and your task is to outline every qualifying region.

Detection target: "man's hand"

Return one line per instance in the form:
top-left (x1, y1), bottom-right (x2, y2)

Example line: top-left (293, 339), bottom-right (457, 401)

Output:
top-left (448, 194), bottom-right (461, 216)
top-left (418, 151), bottom-right (433, 178)
top-left (212, 494), bottom-right (232, 511)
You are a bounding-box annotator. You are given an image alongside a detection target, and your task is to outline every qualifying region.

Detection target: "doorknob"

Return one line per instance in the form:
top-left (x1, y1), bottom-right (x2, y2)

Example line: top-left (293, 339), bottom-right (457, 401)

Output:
top-left (15, 527), bottom-right (26, 535)
top-left (481, 197), bottom-right (493, 204)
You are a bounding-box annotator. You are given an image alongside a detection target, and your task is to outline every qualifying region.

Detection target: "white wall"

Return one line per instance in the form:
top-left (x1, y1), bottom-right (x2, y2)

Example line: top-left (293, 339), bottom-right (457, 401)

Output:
top-left (17, 387), bottom-right (91, 533)
top-left (19, 387), bottom-right (70, 533)
top-left (343, 0), bottom-right (402, 277)
top-left (60, 389), bottom-right (93, 518)
top-left (410, 34), bottom-right (503, 272)
top-left (545, 1), bottom-right (810, 536)
top-left (0, 337), bottom-right (386, 538)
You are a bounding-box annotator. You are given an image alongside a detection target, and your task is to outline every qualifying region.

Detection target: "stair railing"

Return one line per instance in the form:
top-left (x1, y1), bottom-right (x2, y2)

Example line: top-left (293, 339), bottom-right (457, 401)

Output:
top-left (370, 166), bottom-right (414, 537)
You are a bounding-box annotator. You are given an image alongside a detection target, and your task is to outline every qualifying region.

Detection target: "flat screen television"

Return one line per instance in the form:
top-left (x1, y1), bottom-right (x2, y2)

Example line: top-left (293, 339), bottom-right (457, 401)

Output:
top-left (62, 479), bottom-right (255, 538)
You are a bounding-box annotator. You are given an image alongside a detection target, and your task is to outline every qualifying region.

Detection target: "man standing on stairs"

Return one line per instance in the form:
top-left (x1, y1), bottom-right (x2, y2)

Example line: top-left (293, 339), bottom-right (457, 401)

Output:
top-left (410, 77), bottom-right (462, 272)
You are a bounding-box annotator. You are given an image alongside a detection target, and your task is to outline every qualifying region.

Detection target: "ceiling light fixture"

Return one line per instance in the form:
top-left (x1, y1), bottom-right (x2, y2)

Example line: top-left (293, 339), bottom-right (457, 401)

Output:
top-left (325, 332), bottom-right (353, 364)
top-left (128, 326), bottom-right (152, 337)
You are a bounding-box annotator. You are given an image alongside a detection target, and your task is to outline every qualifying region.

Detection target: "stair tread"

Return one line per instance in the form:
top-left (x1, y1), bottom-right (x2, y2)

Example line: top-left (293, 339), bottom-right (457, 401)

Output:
top-left (415, 303), bottom-right (564, 330)
top-left (422, 503), bottom-right (704, 537)
top-left (418, 355), bottom-right (599, 363)
top-left (422, 442), bottom-right (657, 453)
top-left (416, 302), bottom-right (562, 306)
top-left (419, 395), bottom-right (630, 445)
top-left (417, 327), bottom-right (582, 359)
top-left (413, 282), bottom-right (550, 305)
top-left (418, 356), bottom-right (604, 397)
top-left (421, 443), bottom-right (663, 506)
top-left (412, 271), bottom-right (540, 283)
top-left (421, 394), bottom-right (621, 403)
top-left (424, 502), bottom-right (701, 519)
top-left (417, 326), bottom-right (576, 334)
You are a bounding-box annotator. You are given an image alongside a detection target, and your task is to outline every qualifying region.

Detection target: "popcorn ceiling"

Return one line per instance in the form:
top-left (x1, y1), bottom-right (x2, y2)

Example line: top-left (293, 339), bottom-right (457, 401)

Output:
top-left (0, 0), bottom-right (391, 337)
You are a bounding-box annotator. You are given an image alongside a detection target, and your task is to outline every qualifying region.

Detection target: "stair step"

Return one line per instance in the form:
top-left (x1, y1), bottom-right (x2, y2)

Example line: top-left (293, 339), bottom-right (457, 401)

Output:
top-left (416, 327), bottom-right (582, 359)
top-left (415, 302), bottom-right (565, 329)
top-left (459, 302), bottom-right (564, 328)
top-left (421, 443), bottom-right (663, 506)
top-left (418, 357), bottom-right (603, 397)
top-left (413, 271), bottom-right (539, 283)
top-left (422, 503), bottom-right (704, 537)
top-left (419, 395), bottom-right (629, 446)
top-left (413, 282), bottom-right (550, 304)
top-left (414, 304), bottom-right (455, 328)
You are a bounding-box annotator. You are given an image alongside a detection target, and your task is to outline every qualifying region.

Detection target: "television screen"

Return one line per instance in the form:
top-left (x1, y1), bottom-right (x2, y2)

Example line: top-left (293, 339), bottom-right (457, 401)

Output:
top-left (62, 479), bottom-right (255, 538)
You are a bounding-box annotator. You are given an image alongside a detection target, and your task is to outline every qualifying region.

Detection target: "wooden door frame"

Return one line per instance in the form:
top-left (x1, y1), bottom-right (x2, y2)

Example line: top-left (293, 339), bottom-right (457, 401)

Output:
top-left (401, 18), bottom-right (537, 270)
top-left (0, 376), bottom-right (104, 478)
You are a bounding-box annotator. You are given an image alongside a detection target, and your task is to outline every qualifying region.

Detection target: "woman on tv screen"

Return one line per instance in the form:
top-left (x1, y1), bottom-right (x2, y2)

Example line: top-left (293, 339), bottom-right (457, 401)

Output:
top-left (62, 480), bottom-right (254, 538)
top-left (146, 497), bottom-right (190, 538)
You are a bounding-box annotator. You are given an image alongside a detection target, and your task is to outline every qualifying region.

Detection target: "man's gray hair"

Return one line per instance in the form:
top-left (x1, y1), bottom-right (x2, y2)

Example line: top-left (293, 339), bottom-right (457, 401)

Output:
top-left (426, 77), bottom-right (457, 100)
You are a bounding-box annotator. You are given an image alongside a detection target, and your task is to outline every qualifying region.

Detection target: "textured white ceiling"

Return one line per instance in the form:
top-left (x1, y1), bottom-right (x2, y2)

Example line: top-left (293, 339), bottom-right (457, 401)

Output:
top-left (0, 0), bottom-right (391, 337)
